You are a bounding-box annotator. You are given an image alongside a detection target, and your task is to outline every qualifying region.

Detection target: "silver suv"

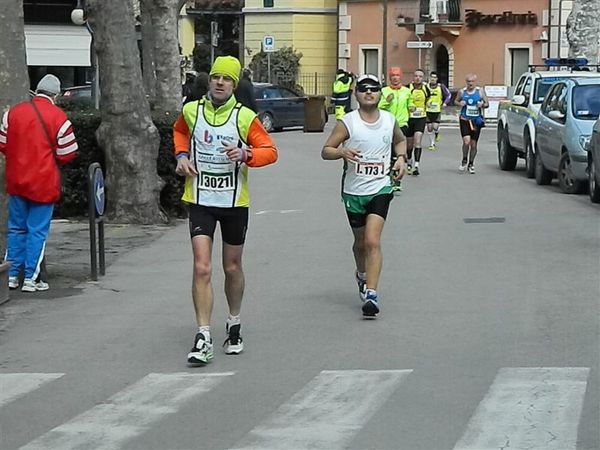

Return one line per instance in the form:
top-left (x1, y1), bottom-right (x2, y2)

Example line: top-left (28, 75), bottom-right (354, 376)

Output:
top-left (534, 76), bottom-right (600, 194)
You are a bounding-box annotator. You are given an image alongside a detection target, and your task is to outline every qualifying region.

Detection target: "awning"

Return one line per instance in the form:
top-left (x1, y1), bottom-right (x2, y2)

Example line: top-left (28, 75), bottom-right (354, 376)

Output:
top-left (25, 24), bottom-right (91, 67)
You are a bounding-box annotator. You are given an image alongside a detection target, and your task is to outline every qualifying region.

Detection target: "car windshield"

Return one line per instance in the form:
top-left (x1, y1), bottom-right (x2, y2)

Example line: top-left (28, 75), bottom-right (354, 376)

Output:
top-left (572, 85), bottom-right (600, 119)
top-left (534, 77), bottom-right (568, 103)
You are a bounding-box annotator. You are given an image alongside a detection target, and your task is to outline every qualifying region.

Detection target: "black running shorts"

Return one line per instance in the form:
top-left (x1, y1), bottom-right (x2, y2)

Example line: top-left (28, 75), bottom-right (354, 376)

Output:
top-left (344, 192), bottom-right (394, 228)
top-left (188, 204), bottom-right (248, 245)
top-left (406, 118), bottom-right (427, 137)
top-left (459, 117), bottom-right (482, 141)
top-left (426, 112), bottom-right (441, 123)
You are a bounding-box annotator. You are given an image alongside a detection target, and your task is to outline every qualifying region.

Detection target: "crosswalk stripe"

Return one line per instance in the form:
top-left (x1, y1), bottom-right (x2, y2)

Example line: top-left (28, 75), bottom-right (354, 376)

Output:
top-left (231, 369), bottom-right (412, 450)
top-left (454, 367), bottom-right (590, 450)
top-left (0, 373), bottom-right (65, 407)
top-left (20, 372), bottom-right (234, 450)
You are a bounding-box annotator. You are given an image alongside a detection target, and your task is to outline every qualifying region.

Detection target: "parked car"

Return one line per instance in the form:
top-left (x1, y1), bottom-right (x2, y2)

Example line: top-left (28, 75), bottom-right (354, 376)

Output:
top-left (497, 67), bottom-right (600, 178)
top-left (57, 85), bottom-right (92, 105)
top-left (254, 83), bottom-right (326, 132)
top-left (534, 76), bottom-right (600, 194)
top-left (588, 118), bottom-right (600, 203)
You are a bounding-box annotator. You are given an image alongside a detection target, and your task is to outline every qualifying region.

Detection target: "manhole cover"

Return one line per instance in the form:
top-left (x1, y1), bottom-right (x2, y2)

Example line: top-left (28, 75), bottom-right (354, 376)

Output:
top-left (463, 217), bottom-right (506, 224)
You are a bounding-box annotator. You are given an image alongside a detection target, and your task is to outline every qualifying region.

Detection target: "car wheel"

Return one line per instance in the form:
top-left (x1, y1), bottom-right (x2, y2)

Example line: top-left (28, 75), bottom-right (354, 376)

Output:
top-left (498, 127), bottom-right (517, 171)
top-left (525, 136), bottom-right (536, 179)
top-left (535, 146), bottom-right (553, 185)
top-left (589, 157), bottom-right (600, 203)
top-left (557, 153), bottom-right (583, 194)
top-left (260, 113), bottom-right (274, 132)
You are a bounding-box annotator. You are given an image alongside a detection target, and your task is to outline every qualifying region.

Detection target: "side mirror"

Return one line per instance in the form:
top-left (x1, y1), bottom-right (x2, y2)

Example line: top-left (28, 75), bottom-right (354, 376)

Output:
top-left (511, 95), bottom-right (527, 106)
top-left (548, 110), bottom-right (565, 121)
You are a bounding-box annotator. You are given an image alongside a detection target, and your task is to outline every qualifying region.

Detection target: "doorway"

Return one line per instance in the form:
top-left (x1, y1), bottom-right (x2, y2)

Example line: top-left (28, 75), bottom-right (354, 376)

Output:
top-left (435, 45), bottom-right (449, 86)
top-left (510, 48), bottom-right (529, 85)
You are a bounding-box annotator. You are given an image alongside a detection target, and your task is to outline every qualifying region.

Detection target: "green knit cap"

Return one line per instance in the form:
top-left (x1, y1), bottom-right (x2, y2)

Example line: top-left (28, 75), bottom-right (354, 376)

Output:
top-left (209, 56), bottom-right (241, 85)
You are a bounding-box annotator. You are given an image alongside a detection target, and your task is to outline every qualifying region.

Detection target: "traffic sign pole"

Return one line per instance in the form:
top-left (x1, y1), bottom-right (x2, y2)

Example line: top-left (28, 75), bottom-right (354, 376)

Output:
top-left (88, 163), bottom-right (106, 281)
top-left (262, 35), bottom-right (275, 83)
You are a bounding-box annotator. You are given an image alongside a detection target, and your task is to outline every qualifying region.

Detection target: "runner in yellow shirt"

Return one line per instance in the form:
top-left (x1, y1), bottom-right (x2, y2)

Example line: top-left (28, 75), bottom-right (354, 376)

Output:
top-left (406, 69), bottom-right (431, 175)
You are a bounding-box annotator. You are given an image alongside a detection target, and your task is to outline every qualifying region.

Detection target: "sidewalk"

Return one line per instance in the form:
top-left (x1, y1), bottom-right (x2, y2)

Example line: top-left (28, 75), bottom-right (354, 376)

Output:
top-left (2, 219), bottom-right (178, 302)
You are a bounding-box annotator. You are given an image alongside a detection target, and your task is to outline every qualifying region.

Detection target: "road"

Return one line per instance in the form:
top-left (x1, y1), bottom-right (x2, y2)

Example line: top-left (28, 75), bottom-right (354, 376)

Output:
top-left (1, 123), bottom-right (599, 450)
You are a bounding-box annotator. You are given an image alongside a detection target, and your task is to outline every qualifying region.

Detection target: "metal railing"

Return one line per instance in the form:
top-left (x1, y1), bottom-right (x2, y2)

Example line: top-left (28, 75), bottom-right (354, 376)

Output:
top-left (261, 72), bottom-right (335, 97)
top-left (418, 0), bottom-right (461, 22)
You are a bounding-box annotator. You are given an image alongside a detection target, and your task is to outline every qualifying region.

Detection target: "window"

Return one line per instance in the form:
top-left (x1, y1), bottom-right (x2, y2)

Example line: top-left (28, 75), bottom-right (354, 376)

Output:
top-left (572, 85), bottom-right (600, 120)
top-left (514, 76), bottom-right (526, 95)
top-left (522, 77), bottom-right (532, 102)
top-left (363, 49), bottom-right (379, 75)
top-left (534, 77), bottom-right (567, 104)
top-left (264, 0), bottom-right (274, 7)
top-left (542, 84), bottom-right (561, 114)
top-left (264, 87), bottom-right (281, 99)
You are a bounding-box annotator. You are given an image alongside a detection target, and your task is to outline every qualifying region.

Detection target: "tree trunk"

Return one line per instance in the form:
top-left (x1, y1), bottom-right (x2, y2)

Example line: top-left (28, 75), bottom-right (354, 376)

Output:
top-left (141, 0), bottom-right (183, 112)
top-left (87, 0), bottom-right (165, 224)
top-left (566, 0), bottom-right (600, 64)
top-left (140, 0), bottom-right (157, 104)
top-left (0, 0), bottom-right (30, 257)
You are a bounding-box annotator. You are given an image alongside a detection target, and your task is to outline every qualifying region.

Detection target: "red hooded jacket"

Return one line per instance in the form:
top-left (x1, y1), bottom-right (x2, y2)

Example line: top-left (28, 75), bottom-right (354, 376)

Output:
top-left (0, 95), bottom-right (78, 203)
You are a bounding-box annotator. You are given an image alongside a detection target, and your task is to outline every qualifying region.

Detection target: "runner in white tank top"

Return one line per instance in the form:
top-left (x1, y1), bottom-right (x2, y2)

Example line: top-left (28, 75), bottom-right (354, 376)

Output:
top-left (340, 109), bottom-right (396, 196)
top-left (322, 74), bottom-right (407, 318)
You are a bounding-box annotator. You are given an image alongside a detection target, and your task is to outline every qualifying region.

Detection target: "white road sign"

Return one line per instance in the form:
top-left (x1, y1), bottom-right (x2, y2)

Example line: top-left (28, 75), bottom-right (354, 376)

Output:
top-left (263, 35), bottom-right (275, 52)
top-left (406, 41), bottom-right (433, 49)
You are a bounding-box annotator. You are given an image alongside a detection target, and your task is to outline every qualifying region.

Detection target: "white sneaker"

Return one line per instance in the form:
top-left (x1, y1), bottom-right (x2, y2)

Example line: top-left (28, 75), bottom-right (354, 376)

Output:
top-left (187, 332), bottom-right (214, 364)
top-left (458, 163), bottom-right (467, 173)
top-left (8, 276), bottom-right (19, 290)
top-left (223, 323), bottom-right (244, 355)
top-left (468, 165), bottom-right (476, 174)
top-left (21, 278), bottom-right (50, 292)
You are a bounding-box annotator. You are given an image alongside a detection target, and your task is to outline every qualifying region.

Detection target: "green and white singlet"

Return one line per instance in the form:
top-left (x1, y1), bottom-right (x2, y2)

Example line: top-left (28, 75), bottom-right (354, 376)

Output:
top-left (340, 110), bottom-right (395, 196)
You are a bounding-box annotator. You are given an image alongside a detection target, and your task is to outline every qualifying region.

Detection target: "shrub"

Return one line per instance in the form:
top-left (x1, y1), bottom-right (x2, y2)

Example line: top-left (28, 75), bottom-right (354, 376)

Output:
top-left (56, 108), bottom-right (185, 220)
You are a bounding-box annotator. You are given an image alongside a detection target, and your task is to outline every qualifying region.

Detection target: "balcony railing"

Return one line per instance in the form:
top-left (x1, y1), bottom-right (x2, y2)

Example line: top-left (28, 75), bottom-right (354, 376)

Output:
top-left (419, 0), bottom-right (461, 23)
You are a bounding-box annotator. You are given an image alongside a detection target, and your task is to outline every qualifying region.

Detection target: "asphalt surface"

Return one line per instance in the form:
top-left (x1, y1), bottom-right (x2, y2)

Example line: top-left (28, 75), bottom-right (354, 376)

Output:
top-left (0, 122), bottom-right (599, 450)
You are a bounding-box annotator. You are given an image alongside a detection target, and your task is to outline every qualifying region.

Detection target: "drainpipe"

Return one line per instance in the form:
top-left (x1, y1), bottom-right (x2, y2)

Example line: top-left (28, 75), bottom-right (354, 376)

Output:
top-left (382, 0), bottom-right (388, 78)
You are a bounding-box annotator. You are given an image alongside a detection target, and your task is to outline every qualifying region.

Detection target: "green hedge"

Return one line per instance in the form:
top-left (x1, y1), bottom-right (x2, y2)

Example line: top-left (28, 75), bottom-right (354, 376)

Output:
top-left (55, 108), bottom-right (185, 219)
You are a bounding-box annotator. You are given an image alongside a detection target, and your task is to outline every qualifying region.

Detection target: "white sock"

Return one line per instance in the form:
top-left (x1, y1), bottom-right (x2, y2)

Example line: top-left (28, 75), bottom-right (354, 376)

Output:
top-left (227, 315), bottom-right (241, 328)
top-left (198, 326), bottom-right (211, 341)
top-left (356, 271), bottom-right (366, 281)
top-left (415, 161), bottom-right (420, 168)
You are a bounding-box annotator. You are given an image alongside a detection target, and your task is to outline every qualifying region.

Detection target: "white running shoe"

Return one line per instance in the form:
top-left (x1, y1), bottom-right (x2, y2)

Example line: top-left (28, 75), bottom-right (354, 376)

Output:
top-left (468, 165), bottom-right (476, 174)
top-left (8, 276), bottom-right (19, 290)
top-left (355, 272), bottom-right (367, 302)
top-left (187, 333), bottom-right (214, 364)
top-left (362, 290), bottom-right (380, 318)
top-left (21, 279), bottom-right (49, 292)
top-left (458, 163), bottom-right (467, 173)
top-left (223, 323), bottom-right (244, 355)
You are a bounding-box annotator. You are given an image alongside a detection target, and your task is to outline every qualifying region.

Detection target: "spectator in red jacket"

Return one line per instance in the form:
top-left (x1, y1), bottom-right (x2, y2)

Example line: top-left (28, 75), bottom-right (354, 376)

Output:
top-left (0, 74), bottom-right (78, 292)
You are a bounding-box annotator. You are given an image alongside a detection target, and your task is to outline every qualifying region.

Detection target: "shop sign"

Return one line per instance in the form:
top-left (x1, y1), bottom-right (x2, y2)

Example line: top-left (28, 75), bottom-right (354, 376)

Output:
top-left (465, 9), bottom-right (538, 28)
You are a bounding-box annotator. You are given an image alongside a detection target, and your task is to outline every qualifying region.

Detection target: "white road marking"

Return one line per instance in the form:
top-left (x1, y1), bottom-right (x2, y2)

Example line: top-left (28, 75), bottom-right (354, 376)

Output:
top-left (454, 367), bottom-right (590, 450)
top-left (20, 372), bottom-right (233, 450)
top-left (0, 373), bottom-right (64, 407)
top-left (255, 209), bottom-right (303, 215)
top-left (231, 369), bottom-right (412, 450)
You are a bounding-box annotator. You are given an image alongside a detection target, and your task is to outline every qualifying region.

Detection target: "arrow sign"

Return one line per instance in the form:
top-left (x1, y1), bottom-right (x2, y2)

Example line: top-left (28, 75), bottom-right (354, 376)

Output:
top-left (93, 167), bottom-right (105, 217)
top-left (406, 41), bottom-right (433, 49)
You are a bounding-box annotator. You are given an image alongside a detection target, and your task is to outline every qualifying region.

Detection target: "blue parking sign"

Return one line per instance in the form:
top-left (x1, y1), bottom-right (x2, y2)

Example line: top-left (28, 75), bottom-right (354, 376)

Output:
top-left (263, 35), bottom-right (275, 52)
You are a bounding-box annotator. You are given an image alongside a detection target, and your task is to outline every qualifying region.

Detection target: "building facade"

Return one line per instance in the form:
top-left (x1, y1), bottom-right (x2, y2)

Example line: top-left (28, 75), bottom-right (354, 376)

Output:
top-left (340, 0), bottom-right (574, 89)
top-left (243, 0), bottom-right (338, 95)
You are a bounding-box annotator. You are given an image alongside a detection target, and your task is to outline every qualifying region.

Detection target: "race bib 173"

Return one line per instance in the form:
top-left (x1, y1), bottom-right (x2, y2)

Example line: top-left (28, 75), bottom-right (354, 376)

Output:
top-left (355, 161), bottom-right (385, 177)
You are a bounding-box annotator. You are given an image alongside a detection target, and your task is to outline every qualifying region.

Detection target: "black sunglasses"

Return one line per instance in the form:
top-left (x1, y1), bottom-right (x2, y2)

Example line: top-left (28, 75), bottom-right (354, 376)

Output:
top-left (357, 84), bottom-right (381, 93)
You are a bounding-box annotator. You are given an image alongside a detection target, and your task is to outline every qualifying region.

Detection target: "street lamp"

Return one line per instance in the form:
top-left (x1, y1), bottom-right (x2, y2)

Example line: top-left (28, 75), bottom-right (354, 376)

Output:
top-left (71, 0), bottom-right (99, 109)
